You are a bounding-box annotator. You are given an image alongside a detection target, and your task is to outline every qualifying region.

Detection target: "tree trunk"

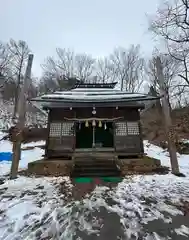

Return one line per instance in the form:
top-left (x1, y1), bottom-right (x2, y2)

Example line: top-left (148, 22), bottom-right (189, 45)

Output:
top-left (13, 59), bottom-right (23, 119)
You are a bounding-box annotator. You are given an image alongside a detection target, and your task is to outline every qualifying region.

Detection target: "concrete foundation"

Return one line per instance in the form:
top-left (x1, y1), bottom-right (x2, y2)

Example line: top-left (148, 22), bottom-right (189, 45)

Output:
top-left (27, 156), bottom-right (167, 177)
top-left (118, 156), bottom-right (166, 175)
top-left (28, 160), bottom-right (73, 176)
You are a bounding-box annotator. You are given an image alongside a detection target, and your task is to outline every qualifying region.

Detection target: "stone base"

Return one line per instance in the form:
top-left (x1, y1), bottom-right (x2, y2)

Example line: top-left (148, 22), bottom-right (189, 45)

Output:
top-left (118, 156), bottom-right (168, 175)
top-left (28, 159), bottom-right (73, 176)
top-left (27, 156), bottom-right (168, 177)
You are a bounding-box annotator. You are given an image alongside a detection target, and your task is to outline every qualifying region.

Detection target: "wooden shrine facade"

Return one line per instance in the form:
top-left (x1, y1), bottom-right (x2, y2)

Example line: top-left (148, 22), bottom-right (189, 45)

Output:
top-left (31, 82), bottom-right (159, 160)
top-left (45, 106), bottom-right (143, 158)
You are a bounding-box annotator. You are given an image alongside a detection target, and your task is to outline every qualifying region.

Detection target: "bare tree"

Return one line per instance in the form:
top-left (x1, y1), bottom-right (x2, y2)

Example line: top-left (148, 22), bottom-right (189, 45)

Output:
top-left (109, 45), bottom-right (145, 91)
top-left (37, 75), bottom-right (57, 94)
top-left (168, 43), bottom-right (189, 87)
top-left (150, 0), bottom-right (189, 44)
top-left (0, 42), bottom-right (10, 75)
top-left (95, 57), bottom-right (115, 83)
top-left (149, 0), bottom-right (189, 88)
top-left (42, 56), bottom-right (58, 76)
top-left (41, 56), bottom-right (62, 91)
top-left (27, 76), bottom-right (38, 99)
top-left (75, 53), bottom-right (95, 81)
top-left (41, 58), bottom-right (77, 93)
top-left (41, 45), bottom-right (145, 92)
top-left (45, 48), bottom-right (95, 80)
top-left (38, 73), bottom-right (71, 94)
top-left (147, 52), bottom-right (181, 108)
top-left (41, 48), bottom-right (96, 92)
top-left (7, 39), bottom-right (30, 118)
top-left (56, 48), bottom-right (75, 78)
top-left (0, 42), bottom-right (13, 89)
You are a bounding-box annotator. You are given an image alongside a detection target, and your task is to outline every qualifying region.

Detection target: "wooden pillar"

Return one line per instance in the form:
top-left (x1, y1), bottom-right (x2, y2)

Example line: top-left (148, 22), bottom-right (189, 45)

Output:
top-left (155, 56), bottom-right (181, 175)
top-left (45, 110), bottom-right (50, 158)
top-left (10, 54), bottom-right (34, 179)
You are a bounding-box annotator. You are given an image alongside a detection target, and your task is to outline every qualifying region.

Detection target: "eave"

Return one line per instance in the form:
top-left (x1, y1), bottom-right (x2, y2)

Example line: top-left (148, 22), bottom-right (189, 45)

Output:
top-left (30, 95), bottom-right (160, 110)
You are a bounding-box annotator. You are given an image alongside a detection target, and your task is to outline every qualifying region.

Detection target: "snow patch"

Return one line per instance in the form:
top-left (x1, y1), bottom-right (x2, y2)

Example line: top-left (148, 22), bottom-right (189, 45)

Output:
top-left (175, 225), bottom-right (189, 237)
top-left (22, 141), bottom-right (45, 148)
top-left (0, 134), bottom-right (44, 176)
top-left (0, 136), bottom-right (188, 239)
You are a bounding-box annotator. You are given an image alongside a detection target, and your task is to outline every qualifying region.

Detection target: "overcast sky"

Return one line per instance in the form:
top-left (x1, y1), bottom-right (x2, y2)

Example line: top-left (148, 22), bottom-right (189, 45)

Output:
top-left (0, 0), bottom-right (161, 77)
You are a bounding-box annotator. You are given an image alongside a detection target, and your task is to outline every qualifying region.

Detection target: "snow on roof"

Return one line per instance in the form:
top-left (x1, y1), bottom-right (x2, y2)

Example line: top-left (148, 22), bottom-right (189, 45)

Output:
top-left (56, 88), bottom-right (121, 93)
top-left (40, 87), bottom-right (149, 102)
top-left (41, 93), bottom-right (145, 100)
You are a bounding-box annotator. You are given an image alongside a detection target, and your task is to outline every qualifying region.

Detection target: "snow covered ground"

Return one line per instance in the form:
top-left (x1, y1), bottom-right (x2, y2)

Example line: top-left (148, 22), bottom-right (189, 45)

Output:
top-left (0, 135), bottom-right (189, 239)
top-left (0, 132), bottom-right (44, 176)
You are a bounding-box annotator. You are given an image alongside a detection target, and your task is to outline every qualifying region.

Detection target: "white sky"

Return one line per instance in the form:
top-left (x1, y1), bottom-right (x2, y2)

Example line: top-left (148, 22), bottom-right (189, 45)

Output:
top-left (0, 0), bottom-right (161, 77)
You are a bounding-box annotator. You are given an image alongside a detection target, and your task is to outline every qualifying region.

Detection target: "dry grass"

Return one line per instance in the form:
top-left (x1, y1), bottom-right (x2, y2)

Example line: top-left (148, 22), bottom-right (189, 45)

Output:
top-left (141, 106), bottom-right (189, 153)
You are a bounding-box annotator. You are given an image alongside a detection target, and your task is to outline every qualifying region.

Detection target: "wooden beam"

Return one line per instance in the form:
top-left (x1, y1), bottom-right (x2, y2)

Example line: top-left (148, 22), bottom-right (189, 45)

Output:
top-left (155, 56), bottom-right (181, 175)
top-left (10, 54), bottom-right (34, 179)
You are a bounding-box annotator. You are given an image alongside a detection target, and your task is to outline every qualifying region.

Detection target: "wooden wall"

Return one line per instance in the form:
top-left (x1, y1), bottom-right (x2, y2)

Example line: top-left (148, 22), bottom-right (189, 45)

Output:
top-left (46, 107), bottom-right (143, 157)
top-left (48, 107), bottom-right (140, 120)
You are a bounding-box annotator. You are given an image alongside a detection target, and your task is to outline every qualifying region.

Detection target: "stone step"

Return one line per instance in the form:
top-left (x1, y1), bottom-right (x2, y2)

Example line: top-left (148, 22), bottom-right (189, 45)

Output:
top-left (73, 153), bottom-right (117, 161)
top-left (74, 162), bottom-right (119, 169)
top-left (74, 161), bottom-right (117, 166)
top-left (74, 166), bottom-right (118, 171)
top-left (74, 167), bottom-right (120, 172)
top-left (72, 159), bottom-right (121, 177)
top-left (74, 158), bottom-right (116, 162)
top-left (71, 171), bottom-right (120, 177)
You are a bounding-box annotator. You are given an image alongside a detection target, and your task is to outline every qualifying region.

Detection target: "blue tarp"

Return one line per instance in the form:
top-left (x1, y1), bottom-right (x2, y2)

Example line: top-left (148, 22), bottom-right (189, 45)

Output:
top-left (0, 152), bottom-right (12, 161)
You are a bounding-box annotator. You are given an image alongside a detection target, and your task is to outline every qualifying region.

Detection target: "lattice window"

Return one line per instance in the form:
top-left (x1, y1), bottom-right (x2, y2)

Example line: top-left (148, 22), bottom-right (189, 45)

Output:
top-left (127, 122), bottom-right (139, 135)
top-left (115, 122), bottom-right (127, 136)
top-left (49, 122), bottom-right (62, 137)
top-left (61, 122), bottom-right (75, 136)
